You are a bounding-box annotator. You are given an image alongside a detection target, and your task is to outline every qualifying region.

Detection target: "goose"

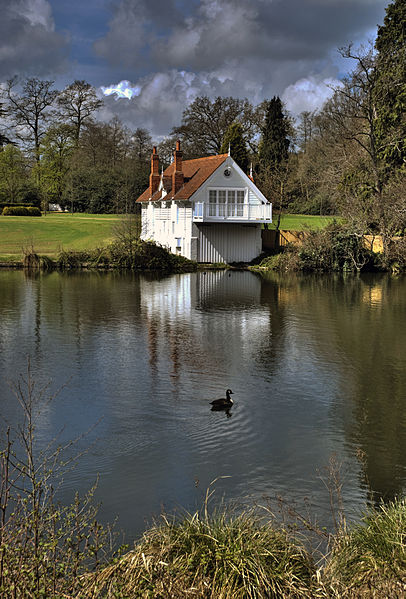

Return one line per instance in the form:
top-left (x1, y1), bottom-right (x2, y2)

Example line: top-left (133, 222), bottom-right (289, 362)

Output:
top-left (210, 389), bottom-right (234, 409)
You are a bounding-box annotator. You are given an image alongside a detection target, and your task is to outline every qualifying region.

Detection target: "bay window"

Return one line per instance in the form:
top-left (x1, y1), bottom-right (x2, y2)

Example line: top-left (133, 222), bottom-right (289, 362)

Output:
top-left (208, 188), bottom-right (245, 217)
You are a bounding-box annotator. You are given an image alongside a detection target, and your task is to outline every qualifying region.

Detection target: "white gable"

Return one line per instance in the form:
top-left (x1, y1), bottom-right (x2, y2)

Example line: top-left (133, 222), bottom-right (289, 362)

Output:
top-left (189, 156), bottom-right (268, 206)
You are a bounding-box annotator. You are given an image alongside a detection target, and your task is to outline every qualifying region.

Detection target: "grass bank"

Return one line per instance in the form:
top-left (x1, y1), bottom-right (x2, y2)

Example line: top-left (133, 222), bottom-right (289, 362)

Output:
top-left (0, 212), bottom-right (339, 262)
top-left (79, 508), bottom-right (314, 598)
top-left (0, 213), bottom-right (121, 262)
top-left (0, 212), bottom-right (198, 273)
top-left (78, 498), bottom-right (406, 598)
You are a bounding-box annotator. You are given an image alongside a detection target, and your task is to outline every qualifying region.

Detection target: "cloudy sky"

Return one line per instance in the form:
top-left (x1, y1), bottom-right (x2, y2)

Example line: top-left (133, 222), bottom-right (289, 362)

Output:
top-left (0, 0), bottom-right (389, 138)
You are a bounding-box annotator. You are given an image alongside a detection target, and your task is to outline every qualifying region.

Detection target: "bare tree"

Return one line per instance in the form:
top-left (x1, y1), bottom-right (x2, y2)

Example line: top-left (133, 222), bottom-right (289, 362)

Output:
top-left (57, 80), bottom-right (103, 144)
top-left (132, 127), bottom-right (152, 161)
top-left (328, 44), bottom-right (382, 195)
top-left (3, 78), bottom-right (58, 174)
top-left (297, 111), bottom-right (316, 152)
top-left (172, 96), bottom-right (256, 156)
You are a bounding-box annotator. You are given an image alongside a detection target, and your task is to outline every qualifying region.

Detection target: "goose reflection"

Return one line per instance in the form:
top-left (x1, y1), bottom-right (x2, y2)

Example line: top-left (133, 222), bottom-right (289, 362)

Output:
top-left (211, 405), bottom-right (233, 418)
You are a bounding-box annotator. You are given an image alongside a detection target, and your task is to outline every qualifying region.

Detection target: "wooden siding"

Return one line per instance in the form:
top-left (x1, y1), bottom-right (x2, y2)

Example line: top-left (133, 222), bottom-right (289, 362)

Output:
top-left (198, 224), bottom-right (262, 263)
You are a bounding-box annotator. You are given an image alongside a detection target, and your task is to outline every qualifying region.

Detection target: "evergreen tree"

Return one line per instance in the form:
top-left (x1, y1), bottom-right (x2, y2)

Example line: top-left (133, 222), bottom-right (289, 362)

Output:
top-left (374, 0), bottom-right (406, 172)
top-left (220, 122), bottom-right (249, 172)
top-left (258, 97), bottom-right (290, 171)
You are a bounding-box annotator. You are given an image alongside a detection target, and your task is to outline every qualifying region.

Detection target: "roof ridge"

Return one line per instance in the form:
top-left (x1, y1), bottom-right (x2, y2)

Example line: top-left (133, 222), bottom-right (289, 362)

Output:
top-left (183, 153), bottom-right (228, 164)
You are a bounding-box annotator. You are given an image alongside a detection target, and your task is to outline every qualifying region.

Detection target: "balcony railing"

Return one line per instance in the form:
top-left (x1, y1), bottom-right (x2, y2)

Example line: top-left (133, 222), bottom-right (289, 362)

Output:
top-left (193, 202), bottom-right (272, 222)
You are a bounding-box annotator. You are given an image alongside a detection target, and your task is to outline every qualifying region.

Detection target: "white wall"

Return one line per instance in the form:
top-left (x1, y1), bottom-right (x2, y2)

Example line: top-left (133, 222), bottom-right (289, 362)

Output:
top-left (141, 201), bottom-right (193, 259)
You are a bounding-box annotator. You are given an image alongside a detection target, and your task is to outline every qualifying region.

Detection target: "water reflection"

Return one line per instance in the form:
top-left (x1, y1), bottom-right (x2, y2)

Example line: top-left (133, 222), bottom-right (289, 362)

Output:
top-left (261, 272), bottom-right (406, 502)
top-left (0, 270), bottom-right (405, 541)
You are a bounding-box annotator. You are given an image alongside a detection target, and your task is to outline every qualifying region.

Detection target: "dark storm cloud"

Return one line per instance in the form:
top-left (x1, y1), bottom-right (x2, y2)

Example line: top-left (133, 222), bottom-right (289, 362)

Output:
top-left (97, 0), bottom-right (387, 136)
top-left (0, 0), bottom-right (389, 137)
top-left (93, 0), bottom-right (184, 69)
top-left (0, 0), bottom-right (69, 79)
top-left (94, 0), bottom-right (386, 73)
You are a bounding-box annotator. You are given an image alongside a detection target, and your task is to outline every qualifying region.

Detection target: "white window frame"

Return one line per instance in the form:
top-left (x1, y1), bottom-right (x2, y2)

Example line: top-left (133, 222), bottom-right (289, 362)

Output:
top-left (207, 187), bottom-right (247, 217)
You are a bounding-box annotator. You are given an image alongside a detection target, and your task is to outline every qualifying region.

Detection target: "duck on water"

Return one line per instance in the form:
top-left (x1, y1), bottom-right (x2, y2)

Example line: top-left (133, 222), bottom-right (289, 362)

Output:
top-left (210, 389), bottom-right (234, 410)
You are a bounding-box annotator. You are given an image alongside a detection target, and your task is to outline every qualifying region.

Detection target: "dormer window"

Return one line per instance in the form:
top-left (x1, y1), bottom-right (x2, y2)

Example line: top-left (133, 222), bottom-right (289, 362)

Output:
top-left (208, 188), bottom-right (245, 217)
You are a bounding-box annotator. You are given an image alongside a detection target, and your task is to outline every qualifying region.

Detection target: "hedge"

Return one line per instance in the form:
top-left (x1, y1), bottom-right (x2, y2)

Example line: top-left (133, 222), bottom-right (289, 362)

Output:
top-left (2, 206), bottom-right (42, 216)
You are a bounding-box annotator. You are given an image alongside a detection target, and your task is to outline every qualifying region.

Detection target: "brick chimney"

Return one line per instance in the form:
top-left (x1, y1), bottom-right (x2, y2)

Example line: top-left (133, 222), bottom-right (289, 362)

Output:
top-left (248, 162), bottom-right (254, 182)
top-left (172, 140), bottom-right (184, 195)
top-left (149, 146), bottom-right (160, 197)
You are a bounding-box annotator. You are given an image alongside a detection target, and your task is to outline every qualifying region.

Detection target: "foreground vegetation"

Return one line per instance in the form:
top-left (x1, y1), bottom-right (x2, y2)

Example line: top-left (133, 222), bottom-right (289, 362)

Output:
top-left (80, 505), bottom-right (314, 598)
top-left (1, 366), bottom-right (405, 598)
top-left (255, 222), bottom-right (406, 274)
top-left (80, 499), bottom-right (406, 599)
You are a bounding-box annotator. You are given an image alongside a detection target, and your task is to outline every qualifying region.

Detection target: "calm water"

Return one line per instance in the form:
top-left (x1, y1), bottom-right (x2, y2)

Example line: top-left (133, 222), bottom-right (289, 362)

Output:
top-left (0, 269), bottom-right (405, 540)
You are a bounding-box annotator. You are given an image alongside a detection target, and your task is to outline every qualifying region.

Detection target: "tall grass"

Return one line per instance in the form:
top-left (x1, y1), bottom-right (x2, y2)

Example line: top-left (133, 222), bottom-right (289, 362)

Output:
top-left (324, 498), bottom-right (406, 597)
top-left (79, 505), bottom-right (315, 598)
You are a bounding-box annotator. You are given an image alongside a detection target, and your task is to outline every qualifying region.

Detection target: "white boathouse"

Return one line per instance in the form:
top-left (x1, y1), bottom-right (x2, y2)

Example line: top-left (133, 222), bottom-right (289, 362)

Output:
top-left (136, 141), bottom-right (272, 263)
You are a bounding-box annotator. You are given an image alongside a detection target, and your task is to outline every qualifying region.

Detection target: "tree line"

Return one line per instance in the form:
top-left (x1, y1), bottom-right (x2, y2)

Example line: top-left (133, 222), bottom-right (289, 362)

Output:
top-left (0, 79), bottom-right (153, 213)
top-left (0, 0), bottom-right (404, 247)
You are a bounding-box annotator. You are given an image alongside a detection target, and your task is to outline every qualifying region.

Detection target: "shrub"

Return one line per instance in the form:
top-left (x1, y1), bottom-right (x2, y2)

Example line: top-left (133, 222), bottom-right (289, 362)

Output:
top-left (257, 248), bottom-right (301, 271)
top-left (55, 242), bottom-right (197, 272)
top-left (27, 206), bottom-right (42, 216)
top-left (0, 363), bottom-right (116, 598)
top-left (2, 205), bottom-right (41, 216)
top-left (57, 249), bottom-right (92, 269)
top-left (22, 251), bottom-right (54, 270)
top-left (385, 237), bottom-right (406, 274)
top-left (298, 225), bottom-right (374, 272)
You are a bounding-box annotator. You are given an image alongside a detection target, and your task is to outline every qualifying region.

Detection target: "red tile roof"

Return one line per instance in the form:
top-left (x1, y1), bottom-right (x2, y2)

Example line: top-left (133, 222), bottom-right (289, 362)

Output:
top-left (136, 153), bottom-right (228, 203)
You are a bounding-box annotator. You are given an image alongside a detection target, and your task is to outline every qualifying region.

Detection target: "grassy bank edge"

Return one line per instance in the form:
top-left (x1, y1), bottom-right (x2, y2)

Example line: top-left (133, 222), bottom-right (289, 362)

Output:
top-left (77, 497), bottom-right (406, 598)
top-left (0, 213), bottom-right (338, 262)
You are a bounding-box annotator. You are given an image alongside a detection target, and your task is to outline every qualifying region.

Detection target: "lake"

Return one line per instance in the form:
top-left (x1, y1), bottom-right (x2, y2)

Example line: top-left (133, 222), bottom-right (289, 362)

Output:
top-left (0, 269), bottom-right (405, 542)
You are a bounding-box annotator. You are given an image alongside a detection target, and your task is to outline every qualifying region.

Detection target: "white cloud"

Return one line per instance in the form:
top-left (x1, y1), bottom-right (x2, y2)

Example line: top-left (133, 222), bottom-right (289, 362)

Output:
top-left (282, 76), bottom-right (341, 115)
top-left (102, 80), bottom-right (141, 99)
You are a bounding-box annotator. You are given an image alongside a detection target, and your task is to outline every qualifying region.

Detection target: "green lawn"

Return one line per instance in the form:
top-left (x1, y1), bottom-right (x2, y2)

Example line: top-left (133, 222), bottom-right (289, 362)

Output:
top-left (0, 213), bottom-right (122, 261)
top-left (269, 214), bottom-right (340, 231)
